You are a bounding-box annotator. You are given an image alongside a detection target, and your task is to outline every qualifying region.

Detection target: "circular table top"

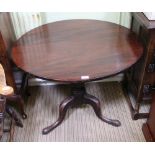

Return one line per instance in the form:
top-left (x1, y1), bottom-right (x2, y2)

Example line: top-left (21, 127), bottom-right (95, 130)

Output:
top-left (12, 19), bottom-right (143, 83)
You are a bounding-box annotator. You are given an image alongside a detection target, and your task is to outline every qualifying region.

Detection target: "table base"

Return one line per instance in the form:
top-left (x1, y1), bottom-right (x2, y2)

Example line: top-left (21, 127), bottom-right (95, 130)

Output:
top-left (42, 84), bottom-right (121, 135)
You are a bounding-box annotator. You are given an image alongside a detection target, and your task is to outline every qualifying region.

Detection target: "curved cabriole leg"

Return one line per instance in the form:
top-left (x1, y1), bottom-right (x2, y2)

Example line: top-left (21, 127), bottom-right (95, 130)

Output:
top-left (6, 105), bottom-right (23, 128)
top-left (17, 95), bottom-right (27, 119)
top-left (42, 96), bottom-right (75, 135)
top-left (7, 95), bottom-right (27, 119)
top-left (84, 93), bottom-right (121, 127)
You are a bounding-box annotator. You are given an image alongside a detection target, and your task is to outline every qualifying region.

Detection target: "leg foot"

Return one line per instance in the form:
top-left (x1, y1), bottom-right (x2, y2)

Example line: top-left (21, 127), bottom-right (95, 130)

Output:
top-left (6, 105), bottom-right (23, 128)
top-left (15, 95), bottom-right (27, 119)
top-left (7, 95), bottom-right (27, 119)
top-left (84, 93), bottom-right (121, 127)
top-left (42, 96), bottom-right (75, 135)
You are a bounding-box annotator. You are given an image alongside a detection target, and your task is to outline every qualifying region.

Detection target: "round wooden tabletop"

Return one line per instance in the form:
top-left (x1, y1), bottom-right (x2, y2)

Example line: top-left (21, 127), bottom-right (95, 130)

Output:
top-left (12, 20), bottom-right (143, 83)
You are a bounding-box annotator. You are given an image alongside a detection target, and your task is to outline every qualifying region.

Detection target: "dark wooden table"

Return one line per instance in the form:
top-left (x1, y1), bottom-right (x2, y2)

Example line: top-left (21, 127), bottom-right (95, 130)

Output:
top-left (11, 20), bottom-right (143, 134)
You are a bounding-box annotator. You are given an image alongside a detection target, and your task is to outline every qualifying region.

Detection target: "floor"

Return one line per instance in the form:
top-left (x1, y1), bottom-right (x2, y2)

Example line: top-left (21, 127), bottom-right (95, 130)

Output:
top-left (1, 82), bottom-right (147, 142)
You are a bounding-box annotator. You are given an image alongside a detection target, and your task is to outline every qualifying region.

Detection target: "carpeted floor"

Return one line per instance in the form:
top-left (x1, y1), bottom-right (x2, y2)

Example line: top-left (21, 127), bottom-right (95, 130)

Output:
top-left (1, 82), bottom-right (147, 142)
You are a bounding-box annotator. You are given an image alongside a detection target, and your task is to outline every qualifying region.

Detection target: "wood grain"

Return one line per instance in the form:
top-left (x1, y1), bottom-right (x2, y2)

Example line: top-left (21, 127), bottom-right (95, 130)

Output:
top-left (12, 20), bottom-right (143, 83)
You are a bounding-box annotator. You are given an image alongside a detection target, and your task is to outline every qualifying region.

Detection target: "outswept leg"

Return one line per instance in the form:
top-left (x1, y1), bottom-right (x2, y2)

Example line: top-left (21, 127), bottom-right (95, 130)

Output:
top-left (6, 105), bottom-right (23, 128)
top-left (42, 96), bottom-right (75, 135)
top-left (84, 93), bottom-right (121, 127)
top-left (7, 95), bottom-right (27, 119)
top-left (0, 96), bottom-right (23, 141)
top-left (42, 83), bottom-right (121, 134)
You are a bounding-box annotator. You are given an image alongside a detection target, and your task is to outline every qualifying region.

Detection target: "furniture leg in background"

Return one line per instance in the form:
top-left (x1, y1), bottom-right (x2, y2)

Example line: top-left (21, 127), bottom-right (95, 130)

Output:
top-left (125, 13), bottom-right (155, 120)
top-left (0, 95), bottom-right (23, 141)
top-left (142, 93), bottom-right (155, 142)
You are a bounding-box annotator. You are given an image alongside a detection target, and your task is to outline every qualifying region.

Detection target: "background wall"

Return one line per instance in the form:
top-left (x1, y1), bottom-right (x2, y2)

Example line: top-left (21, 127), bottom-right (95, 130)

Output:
top-left (41, 12), bottom-right (121, 24)
top-left (11, 12), bottom-right (131, 39)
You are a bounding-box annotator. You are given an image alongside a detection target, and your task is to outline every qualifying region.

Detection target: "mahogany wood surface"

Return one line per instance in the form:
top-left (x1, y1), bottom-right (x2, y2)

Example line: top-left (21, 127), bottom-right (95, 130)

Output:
top-left (12, 20), bottom-right (143, 83)
top-left (142, 94), bottom-right (155, 141)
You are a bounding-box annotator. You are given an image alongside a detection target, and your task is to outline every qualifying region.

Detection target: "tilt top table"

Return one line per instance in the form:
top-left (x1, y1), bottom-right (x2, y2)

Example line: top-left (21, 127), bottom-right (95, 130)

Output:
top-left (11, 20), bottom-right (143, 134)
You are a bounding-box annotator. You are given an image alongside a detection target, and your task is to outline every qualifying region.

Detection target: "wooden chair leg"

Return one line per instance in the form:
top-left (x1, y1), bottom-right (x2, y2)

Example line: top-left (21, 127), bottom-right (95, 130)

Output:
top-left (0, 96), bottom-right (5, 138)
top-left (6, 104), bottom-right (23, 127)
top-left (9, 119), bottom-right (15, 142)
top-left (3, 119), bottom-right (15, 142)
top-left (20, 73), bottom-right (31, 98)
top-left (7, 95), bottom-right (27, 119)
top-left (0, 95), bottom-right (23, 141)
